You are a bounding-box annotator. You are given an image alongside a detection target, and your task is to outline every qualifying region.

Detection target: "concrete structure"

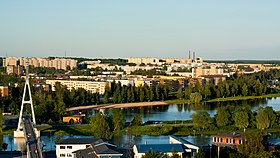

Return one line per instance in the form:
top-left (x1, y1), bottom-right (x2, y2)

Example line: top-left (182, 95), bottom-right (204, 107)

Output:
top-left (46, 80), bottom-right (108, 94)
top-left (0, 86), bottom-right (9, 97)
top-left (14, 65), bottom-right (39, 138)
top-left (5, 57), bottom-right (77, 70)
top-left (56, 138), bottom-right (123, 158)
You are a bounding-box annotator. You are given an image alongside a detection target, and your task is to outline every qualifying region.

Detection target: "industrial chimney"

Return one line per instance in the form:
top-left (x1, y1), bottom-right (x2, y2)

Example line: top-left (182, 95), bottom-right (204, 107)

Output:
top-left (193, 52), bottom-right (196, 62)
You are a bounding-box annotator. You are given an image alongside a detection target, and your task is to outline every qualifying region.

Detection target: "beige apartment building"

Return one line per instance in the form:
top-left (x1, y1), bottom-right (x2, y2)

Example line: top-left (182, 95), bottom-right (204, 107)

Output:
top-left (127, 57), bottom-right (195, 65)
top-left (0, 86), bottom-right (9, 97)
top-left (5, 57), bottom-right (77, 70)
top-left (46, 80), bottom-right (108, 94)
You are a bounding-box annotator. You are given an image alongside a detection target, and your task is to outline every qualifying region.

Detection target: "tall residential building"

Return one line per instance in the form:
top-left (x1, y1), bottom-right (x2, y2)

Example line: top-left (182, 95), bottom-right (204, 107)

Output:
top-left (5, 57), bottom-right (77, 70)
top-left (0, 86), bottom-right (9, 97)
top-left (46, 80), bottom-right (108, 94)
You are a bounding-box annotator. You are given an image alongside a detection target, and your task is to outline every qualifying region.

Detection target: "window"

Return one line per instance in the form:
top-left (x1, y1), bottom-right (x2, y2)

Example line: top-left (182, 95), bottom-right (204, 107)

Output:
top-left (60, 154), bottom-right (66, 157)
top-left (60, 146), bottom-right (65, 149)
top-left (233, 139), bottom-right (235, 144)
top-left (86, 145), bottom-right (90, 148)
top-left (67, 146), bottom-right (72, 149)
top-left (226, 138), bottom-right (228, 143)
top-left (239, 140), bottom-right (242, 144)
top-left (214, 137), bottom-right (216, 142)
top-left (220, 138), bottom-right (223, 142)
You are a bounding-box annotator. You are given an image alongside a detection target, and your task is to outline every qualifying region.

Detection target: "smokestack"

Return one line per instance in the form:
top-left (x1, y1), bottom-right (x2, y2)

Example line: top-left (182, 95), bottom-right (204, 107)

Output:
top-left (193, 52), bottom-right (196, 61)
top-left (188, 50), bottom-right (191, 59)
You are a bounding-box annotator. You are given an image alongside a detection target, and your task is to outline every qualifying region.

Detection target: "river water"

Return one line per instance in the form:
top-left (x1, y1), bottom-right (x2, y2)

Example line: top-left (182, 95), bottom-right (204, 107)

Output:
top-left (2, 97), bottom-right (280, 151)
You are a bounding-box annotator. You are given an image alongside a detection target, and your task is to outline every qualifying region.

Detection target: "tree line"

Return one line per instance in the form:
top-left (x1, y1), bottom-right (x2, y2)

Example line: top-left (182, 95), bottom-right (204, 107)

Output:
top-left (191, 105), bottom-right (280, 132)
top-left (177, 70), bottom-right (280, 102)
top-left (103, 82), bottom-right (169, 104)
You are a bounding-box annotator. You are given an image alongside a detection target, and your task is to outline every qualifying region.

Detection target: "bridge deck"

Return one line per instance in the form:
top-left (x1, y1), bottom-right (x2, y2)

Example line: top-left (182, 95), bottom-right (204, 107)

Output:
top-left (23, 118), bottom-right (42, 158)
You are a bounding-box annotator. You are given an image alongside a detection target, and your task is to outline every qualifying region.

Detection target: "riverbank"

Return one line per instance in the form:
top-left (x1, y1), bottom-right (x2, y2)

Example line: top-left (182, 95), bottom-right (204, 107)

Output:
top-left (206, 93), bottom-right (280, 102)
top-left (67, 101), bottom-right (168, 111)
top-left (164, 93), bottom-right (280, 104)
top-left (3, 123), bottom-right (280, 138)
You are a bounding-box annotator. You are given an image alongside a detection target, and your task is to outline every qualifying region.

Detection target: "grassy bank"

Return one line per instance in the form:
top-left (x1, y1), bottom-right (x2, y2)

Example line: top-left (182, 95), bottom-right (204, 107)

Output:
top-left (164, 93), bottom-right (280, 104)
top-left (1, 124), bottom-right (93, 136)
top-left (206, 93), bottom-right (280, 102)
top-left (3, 124), bottom-right (280, 138)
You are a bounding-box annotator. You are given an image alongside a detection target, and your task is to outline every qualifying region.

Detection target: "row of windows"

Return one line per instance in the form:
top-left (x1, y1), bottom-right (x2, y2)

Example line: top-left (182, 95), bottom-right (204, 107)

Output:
top-left (60, 153), bottom-right (72, 157)
top-left (213, 137), bottom-right (242, 144)
top-left (60, 146), bottom-right (72, 149)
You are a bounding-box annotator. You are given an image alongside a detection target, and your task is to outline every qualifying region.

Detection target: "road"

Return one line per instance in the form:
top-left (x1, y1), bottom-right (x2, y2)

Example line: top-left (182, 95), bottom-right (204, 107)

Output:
top-left (23, 117), bottom-right (42, 158)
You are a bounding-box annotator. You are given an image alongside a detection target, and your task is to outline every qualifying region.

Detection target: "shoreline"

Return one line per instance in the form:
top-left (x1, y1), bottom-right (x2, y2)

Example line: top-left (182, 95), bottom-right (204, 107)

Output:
top-left (66, 93), bottom-right (280, 111)
top-left (66, 101), bottom-right (168, 111)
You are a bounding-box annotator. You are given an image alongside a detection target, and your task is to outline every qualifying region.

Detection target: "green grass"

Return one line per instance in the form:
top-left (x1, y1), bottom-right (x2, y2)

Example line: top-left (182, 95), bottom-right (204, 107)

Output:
top-left (164, 93), bottom-right (280, 104)
top-left (38, 125), bottom-right (93, 136)
top-left (206, 93), bottom-right (280, 102)
top-left (1, 126), bottom-right (16, 135)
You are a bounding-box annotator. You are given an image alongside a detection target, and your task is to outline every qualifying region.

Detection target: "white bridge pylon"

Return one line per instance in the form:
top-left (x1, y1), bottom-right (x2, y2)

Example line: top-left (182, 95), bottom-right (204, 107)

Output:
top-left (14, 63), bottom-right (39, 138)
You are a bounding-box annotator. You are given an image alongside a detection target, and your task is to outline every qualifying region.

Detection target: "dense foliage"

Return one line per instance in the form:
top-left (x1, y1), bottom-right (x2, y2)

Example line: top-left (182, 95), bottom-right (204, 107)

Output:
top-left (104, 82), bottom-right (169, 104)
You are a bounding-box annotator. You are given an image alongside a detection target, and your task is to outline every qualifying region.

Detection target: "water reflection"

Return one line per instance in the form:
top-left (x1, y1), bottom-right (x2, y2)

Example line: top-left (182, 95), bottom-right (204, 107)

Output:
top-left (119, 97), bottom-right (275, 122)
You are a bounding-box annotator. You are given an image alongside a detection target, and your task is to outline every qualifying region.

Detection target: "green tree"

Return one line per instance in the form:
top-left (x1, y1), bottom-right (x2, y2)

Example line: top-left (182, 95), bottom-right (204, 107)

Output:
top-left (234, 111), bottom-right (249, 131)
top-left (238, 132), bottom-right (265, 157)
top-left (8, 101), bottom-right (18, 115)
top-left (0, 110), bottom-right (3, 134)
top-left (256, 107), bottom-right (270, 130)
top-left (111, 109), bottom-right (125, 132)
top-left (177, 88), bottom-right (183, 99)
top-left (190, 92), bottom-right (202, 104)
top-left (256, 107), bottom-right (276, 130)
top-left (103, 91), bottom-right (109, 104)
top-left (184, 86), bottom-right (192, 99)
top-left (195, 149), bottom-right (206, 158)
top-left (242, 84), bottom-right (248, 96)
top-left (90, 113), bottom-right (111, 138)
top-left (191, 111), bottom-right (212, 130)
top-left (132, 114), bottom-right (142, 126)
top-left (216, 107), bottom-right (232, 127)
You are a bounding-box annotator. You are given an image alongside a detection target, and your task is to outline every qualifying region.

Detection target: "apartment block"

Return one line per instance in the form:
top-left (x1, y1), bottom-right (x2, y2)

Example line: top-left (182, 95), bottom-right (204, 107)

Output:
top-left (46, 80), bottom-right (108, 94)
top-left (0, 86), bottom-right (9, 97)
top-left (5, 57), bottom-right (77, 70)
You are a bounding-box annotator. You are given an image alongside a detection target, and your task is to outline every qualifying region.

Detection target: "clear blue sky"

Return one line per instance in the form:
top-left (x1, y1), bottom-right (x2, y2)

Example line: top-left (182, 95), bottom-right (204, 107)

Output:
top-left (0, 0), bottom-right (279, 60)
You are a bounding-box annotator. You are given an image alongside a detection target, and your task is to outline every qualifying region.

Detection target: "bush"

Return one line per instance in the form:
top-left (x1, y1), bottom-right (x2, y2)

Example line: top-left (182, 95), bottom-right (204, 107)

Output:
top-left (69, 119), bottom-right (74, 124)
top-left (47, 119), bottom-right (53, 124)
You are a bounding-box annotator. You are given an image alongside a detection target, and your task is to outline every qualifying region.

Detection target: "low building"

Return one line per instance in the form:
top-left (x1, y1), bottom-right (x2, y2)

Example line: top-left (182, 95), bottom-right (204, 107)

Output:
top-left (212, 132), bottom-right (243, 148)
top-left (73, 141), bottom-right (123, 158)
top-left (46, 80), bottom-right (109, 94)
top-left (56, 138), bottom-right (123, 158)
top-left (133, 144), bottom-right (185, 158)
top-left (133, 136), bottom-right (199, 158)
top-left (62, 114), bottom-right (85, 124)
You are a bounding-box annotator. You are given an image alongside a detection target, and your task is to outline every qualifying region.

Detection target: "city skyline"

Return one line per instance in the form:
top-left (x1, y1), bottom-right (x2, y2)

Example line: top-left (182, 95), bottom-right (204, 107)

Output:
top-left (0, 0), bottom-right (280, 60)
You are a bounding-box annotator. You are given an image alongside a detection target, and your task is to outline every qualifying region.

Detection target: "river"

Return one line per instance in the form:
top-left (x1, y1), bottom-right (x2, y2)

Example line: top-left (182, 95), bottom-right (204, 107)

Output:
top-left (1, 97), bottom-right (280, 151)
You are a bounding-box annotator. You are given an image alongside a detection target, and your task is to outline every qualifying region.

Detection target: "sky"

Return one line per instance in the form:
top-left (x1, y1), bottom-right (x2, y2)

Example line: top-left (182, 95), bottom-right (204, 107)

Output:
top-left (0, 0), bottom-right (279, 60)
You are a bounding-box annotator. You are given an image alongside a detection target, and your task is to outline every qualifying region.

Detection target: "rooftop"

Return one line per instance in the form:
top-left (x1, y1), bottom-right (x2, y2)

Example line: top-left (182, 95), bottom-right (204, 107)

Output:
top-left (135, 144), bottom-right (185, 153)
top-left (212, 132), bottom-right (242, 138)
top-left (56, 138), bottom-right (104, 145)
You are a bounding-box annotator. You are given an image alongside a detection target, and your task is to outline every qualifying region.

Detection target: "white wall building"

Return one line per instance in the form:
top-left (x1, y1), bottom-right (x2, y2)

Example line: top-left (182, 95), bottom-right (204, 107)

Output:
top-left (46, 80), bottom-right (108, 94)
top-left (56, 138), bottom-right (98, 158)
